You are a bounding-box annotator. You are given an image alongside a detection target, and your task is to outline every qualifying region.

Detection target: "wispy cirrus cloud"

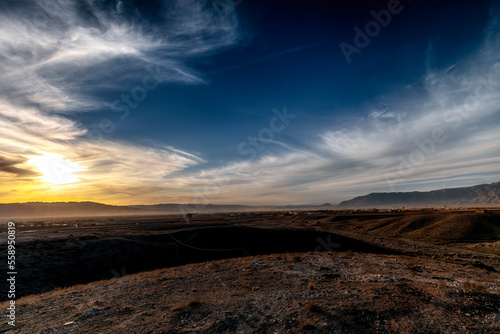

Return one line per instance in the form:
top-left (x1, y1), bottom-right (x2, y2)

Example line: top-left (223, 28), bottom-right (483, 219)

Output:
top-left (0, 0), bottom-right (239, 203)
top-left (2, 0), bottom-right (499, 206)
top-left (0, 0), bottom-right (239, 111)
top-left (169, 7), bottom-right (500, 205)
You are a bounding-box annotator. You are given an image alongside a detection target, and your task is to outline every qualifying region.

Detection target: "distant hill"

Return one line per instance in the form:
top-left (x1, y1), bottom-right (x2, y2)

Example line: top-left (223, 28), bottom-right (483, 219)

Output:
top-left (0, 202), bottom-right (146, 219)
top-left (130, 203), bottom-right (252, 212)
top-left (337, 182), bottom-right (500, 208)
top-left (0, 201), bottom-right (337, 219)
top-left (7, 181), bottom-right (500, 218)
top-left (131, 203), bottom-right (337, 213)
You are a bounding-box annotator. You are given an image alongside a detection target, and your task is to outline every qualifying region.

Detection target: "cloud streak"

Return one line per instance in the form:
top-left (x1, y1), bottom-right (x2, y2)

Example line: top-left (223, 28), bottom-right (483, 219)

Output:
top-left (0, 0), bottom-right (239, 111)
top-left (170, 6), bottom-right (500, 205)
top-left (2, 1), bottom-right (500, 206)
top-left (0, 0), bottom-right (239, 203)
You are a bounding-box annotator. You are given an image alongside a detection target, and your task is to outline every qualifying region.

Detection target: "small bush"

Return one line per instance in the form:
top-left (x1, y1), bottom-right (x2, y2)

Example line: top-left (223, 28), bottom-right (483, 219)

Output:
top-left (171, 297), bottom-right (201, 311)
top-left (462, 281), bottom-right (487, 293)
top-left (405, 262), bottom-right (423, 273)
top-left (298, 318), bottom-right (316, 330)
top-left (304, 301), bottom-right (321, 313)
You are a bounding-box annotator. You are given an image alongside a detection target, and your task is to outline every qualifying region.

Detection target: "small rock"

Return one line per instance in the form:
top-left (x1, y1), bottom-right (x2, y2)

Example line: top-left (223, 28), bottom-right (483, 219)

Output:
top-left (82, 308), bottom-right (101, 319)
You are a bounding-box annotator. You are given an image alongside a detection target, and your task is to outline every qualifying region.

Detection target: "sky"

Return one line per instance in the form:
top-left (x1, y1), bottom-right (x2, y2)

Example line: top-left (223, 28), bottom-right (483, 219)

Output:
top-left (1, 0), bottom-right (500, 206)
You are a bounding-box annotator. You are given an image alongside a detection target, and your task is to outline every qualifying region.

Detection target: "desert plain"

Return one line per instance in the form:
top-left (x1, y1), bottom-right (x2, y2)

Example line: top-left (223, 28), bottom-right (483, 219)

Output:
top-left (1, 209), bottom-right (499, 333)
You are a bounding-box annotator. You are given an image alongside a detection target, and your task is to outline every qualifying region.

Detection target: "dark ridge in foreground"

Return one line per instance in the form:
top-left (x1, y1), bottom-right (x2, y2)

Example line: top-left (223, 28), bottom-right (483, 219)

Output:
top-left (6, 226), bottom-right (396, 300)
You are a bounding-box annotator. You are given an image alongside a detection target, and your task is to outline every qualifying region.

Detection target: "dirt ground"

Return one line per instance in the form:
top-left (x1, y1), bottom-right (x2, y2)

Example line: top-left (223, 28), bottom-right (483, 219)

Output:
top-left (1, 210), bottom-right (499, 333)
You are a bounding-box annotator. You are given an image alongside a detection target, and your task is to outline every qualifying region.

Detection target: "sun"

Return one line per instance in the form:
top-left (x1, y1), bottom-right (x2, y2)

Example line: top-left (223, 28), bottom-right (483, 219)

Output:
top-left (29, 153), bottom-right (81, 185)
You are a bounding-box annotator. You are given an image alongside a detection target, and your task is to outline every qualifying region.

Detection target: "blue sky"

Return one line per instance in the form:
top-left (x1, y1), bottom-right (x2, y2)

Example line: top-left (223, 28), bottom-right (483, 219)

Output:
top-left (1, 0), bottom-right (500, 205)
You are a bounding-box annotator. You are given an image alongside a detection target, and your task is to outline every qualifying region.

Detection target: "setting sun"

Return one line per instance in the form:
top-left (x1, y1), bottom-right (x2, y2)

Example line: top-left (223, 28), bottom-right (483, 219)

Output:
top-left (29, 153), bottom-right (81, 185)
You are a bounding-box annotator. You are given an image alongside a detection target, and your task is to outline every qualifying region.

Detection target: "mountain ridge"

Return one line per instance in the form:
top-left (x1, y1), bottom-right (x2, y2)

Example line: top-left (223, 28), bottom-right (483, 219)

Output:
top-left (337, 182), bottom-right (500, 208)
top-left (2, 182), bottom-right (499, 218)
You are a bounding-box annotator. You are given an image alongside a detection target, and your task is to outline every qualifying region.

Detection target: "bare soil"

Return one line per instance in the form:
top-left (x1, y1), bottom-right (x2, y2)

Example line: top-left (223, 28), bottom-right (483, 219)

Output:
top-left (1, 210), bottom-right (499, 333)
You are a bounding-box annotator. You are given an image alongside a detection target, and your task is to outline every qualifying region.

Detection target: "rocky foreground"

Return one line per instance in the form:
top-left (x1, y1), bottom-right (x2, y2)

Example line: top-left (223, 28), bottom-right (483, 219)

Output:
top-left (2, 211), bottom-right (499, 333)
top-left (3, 249), bottom-right (499, 333)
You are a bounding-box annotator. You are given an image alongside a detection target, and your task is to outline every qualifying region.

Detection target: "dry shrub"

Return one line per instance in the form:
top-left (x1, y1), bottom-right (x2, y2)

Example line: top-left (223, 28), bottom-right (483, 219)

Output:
top-left (171, 297), bottom-right (201, 311)
top-left (462, 281), bottom-right (487, 293)
top-left (205, 263), bottom-right (216, 270)
top-left (351, 252), bottom-right (361, 259)
top-left (149, 270), bottom-right (163, 278)
top-left (286, 263), bottom-right (294, 270)
top-left (235, 257), bottom-right (251, 267)
top-left (307, 282), bottom-right (315, 290)
top-left (298, 318), bottom-right (316, 330)
top-left (251, 286), bottom-right (260, 292)
top-left (91, 298), bottom-right (104, 307)
top-left (15, 294), bottom-right (40, 306)
top-left (304, 301), bottom-right (321, 313)
top-left (17, 285), bottom-right (77, 306)
top-left (389, 319), bottom-right (400, 331)
top-left (405, 261), bottom-right (423, 274)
